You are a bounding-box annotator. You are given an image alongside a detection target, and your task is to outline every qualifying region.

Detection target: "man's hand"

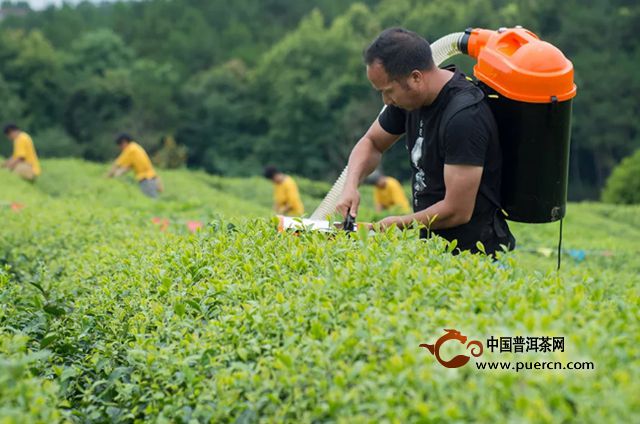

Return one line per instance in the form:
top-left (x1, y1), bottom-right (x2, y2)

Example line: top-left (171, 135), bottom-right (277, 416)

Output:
top-left (3, 157), bottom-right (19, 170)
top-left (107, 164), bottom-right (128, 178)
top-left (156, 176), bottom-right (165, 193)
top-left (106, 164), bottom-right (117, 178)
top-left (337, 186), bottom-right (360, 218)
top-left (375, 215), bottom-right (413, 231)
top-left (377, 215), bottom-right (401, 230)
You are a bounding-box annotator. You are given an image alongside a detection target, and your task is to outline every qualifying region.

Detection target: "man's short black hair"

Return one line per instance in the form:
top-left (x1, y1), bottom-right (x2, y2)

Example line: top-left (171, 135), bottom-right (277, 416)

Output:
top-left (3, 124), bottom-right (19, 134)
top-left (364, 27), bottom-right (435, 79)
top-left (115, 133), bottom-right (133, 145)
top-left (263, 166), bottom-right (279, 179)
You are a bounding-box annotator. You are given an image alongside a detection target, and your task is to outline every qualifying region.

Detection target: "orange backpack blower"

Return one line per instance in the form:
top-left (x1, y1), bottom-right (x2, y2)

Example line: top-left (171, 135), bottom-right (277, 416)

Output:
top-left (460, 27), bottom-right (577, 223)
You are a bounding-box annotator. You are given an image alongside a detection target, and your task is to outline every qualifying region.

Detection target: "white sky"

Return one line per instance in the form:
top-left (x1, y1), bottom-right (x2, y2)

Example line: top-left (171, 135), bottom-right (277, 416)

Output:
top-left (24, 1), bottom-right (118, 11)
top-left (26, 1), bottom-right (82, 9)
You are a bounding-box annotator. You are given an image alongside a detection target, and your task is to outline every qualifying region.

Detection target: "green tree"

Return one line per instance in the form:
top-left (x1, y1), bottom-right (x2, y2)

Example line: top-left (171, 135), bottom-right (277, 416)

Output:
top-left (61, 30), bottom-right (135, 159)
top-left (63, 68), bottom-right (132, 159)
top-left (68, 28), bottom-right (133, 76)
top-left (129, 59), bottom-right (181, 134)
top-left (602, 148), bottom-right (640, 204)
top-left (177, 59), bottom-right (262, 175)
top-left (0, 75), bottom-right (27, 128)
top-left (32, 126), bottom-right (83, 158)
top-left (252, 5), bottom-right (380, 180)
top-left (0, 30), bottom-right (67, 130)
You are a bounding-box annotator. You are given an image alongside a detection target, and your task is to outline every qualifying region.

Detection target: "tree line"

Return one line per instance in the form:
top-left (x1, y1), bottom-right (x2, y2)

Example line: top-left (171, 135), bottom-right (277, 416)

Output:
top-left (0, 0), bottom-right (637, 199)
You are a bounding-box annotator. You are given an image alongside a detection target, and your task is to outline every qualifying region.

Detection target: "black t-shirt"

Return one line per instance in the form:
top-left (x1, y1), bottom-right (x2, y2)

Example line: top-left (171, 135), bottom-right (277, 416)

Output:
top-left (378, 66), bottom-right (511, 253)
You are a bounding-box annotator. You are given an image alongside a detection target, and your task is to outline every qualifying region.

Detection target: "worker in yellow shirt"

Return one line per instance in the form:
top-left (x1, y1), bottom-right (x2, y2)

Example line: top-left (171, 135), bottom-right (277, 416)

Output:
top-left (264, 166), bottom-right (304, 216)
top-left (107, 133), bottom-right (162, 198)
top-left (2, 124), bottom-right (41, 181)
top-left (373, 173), bottom-right (410, 213)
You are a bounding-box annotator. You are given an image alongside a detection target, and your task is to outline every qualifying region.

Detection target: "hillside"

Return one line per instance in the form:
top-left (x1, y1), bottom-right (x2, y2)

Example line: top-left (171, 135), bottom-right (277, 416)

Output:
top-left (1, 159), bottom-right (638, 422)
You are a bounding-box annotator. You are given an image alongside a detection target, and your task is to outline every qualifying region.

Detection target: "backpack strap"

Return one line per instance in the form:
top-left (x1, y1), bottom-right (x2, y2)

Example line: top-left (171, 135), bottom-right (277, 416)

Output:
top-left (438, 84), bottom-right (503, 211)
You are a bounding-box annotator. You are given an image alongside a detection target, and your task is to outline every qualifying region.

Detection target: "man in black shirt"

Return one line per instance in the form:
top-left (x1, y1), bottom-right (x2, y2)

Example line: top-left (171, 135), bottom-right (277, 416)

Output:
top-left (337, 27), bottom-right (515, 255)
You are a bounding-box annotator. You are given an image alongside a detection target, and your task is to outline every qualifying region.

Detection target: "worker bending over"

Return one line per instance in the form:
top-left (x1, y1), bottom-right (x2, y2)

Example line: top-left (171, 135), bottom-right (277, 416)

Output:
top-left (2, 124), bottom-right (41, 181)
top-left (264, 166), bottom-right (304, 216)
top-left (373, 173), bottom-right (410, 213)
top-left (107, 133), bottom-right (162, 198)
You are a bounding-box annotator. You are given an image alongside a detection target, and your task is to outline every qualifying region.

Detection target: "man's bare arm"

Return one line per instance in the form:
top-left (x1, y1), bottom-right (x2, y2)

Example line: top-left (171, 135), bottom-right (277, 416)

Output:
top-left (107, 163), bottom-right (129, 178)
top-left (3, 157), bottom-right (23, 170)
top-left (337, 119), bottom-right (401, 217)
top-left (381, 164), bottom-right (483, 229)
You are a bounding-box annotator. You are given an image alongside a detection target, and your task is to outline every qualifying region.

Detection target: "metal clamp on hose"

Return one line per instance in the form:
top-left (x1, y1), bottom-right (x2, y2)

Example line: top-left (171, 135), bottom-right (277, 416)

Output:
top-left (459, 27), bottom-right (473, 55)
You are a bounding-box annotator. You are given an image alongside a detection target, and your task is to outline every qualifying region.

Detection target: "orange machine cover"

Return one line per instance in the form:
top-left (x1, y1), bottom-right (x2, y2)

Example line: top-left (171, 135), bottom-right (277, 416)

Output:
top-left (466, 28), bottom-right (576, 103)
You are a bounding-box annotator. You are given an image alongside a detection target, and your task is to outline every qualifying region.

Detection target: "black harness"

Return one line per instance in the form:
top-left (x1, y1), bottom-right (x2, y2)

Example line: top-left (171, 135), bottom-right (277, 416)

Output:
top-left (420, 82), bottom-right (515, 253)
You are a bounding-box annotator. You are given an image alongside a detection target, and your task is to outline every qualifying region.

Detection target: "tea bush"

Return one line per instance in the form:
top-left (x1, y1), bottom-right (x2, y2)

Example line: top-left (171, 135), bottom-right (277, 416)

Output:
top-left (1, 159), bottom-right (639, 423)
top-left (602, 148), bottom-right (640, 205)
